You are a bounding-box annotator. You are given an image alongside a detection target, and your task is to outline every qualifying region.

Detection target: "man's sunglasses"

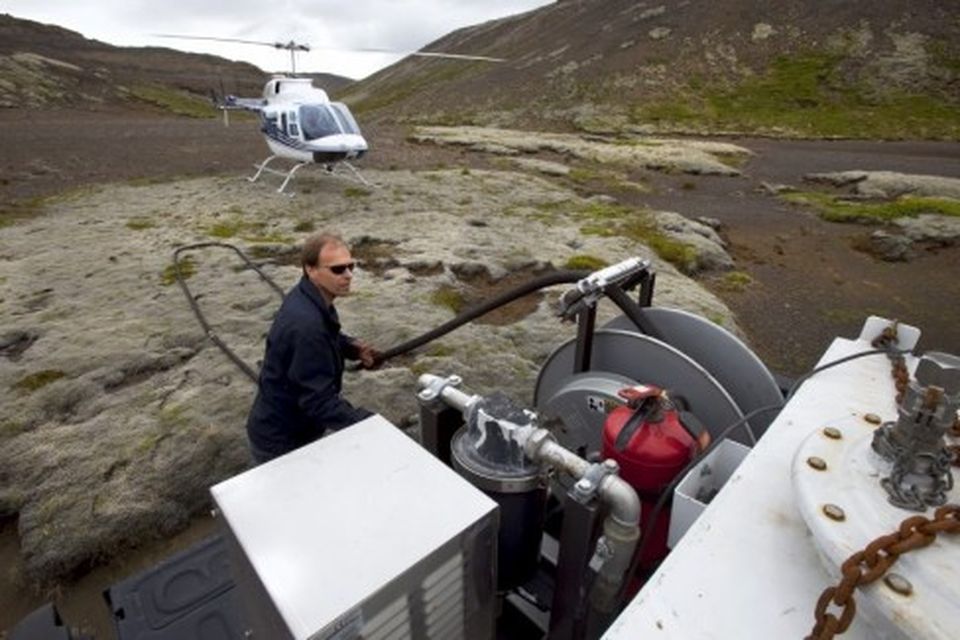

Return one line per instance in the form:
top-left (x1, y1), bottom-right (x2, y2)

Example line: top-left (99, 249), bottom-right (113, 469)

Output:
top-left (323, 262), bottom-right (356, 275)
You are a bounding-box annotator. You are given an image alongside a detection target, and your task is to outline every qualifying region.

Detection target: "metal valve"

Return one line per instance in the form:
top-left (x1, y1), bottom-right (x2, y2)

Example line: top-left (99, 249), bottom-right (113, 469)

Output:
top-left (872, 351), bottom-right (960, 511)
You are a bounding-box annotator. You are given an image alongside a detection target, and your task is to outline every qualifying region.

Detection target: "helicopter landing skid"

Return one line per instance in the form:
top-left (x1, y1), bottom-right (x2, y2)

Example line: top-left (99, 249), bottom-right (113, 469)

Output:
top-left (247, 155), bottom-right (307, 194)
top-left (323, 161), bottom-right (372, 188)
top-left (247, 155), bottom-right (373, 194)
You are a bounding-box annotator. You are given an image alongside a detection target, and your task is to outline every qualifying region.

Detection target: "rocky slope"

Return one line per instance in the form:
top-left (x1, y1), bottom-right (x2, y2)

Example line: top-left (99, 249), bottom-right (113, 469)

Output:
top-left (0, 14), bottom-right (351, 111)
top-left (343, 0), bottom-right (960, 138)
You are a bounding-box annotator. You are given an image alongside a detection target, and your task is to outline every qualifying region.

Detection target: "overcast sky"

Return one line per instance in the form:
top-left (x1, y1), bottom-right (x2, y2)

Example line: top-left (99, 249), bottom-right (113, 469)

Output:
top-left (4, 0), bottom-right (553, 79)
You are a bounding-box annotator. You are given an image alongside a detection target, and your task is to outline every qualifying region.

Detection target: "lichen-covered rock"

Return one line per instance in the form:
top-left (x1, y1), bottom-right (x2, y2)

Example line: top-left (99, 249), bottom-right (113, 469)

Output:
top-left (0, 168), bottom-right (739, 582)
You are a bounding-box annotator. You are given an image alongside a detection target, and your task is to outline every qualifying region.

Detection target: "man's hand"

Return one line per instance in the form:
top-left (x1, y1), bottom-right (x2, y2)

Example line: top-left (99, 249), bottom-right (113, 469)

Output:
top-left (354, 340), bottom-right (382, 369)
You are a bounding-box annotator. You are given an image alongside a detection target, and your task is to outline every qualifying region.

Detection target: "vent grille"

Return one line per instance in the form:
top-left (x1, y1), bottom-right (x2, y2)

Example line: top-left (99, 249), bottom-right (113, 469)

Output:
top-left (361, 595), bottom-right (411, 640)
top-left (421, 552), bottom-right (465, 640)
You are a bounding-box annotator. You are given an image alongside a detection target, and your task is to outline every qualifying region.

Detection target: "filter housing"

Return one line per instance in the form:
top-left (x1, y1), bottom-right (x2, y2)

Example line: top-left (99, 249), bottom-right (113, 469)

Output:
top-left (211, 415), bottom-right (499, 640)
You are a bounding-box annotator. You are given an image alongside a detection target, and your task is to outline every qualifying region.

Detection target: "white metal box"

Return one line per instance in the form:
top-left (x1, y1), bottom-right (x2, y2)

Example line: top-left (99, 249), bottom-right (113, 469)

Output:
top-left (666, 439), bottom-right (750, 549)
top-left (210, 415), bottom-right (499, 640)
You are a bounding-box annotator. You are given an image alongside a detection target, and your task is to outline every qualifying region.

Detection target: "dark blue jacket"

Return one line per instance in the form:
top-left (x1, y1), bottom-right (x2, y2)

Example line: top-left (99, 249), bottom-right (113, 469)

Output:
top-left (246, 276), bottom-right (372, 460)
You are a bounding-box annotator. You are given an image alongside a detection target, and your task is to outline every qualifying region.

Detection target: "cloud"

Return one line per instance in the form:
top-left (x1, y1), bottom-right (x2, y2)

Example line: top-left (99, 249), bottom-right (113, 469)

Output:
top-left (5, 0), bottom-right (551, 78)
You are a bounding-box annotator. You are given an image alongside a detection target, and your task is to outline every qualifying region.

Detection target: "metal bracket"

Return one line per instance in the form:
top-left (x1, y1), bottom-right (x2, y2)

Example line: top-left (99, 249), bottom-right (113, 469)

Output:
top-left (572, 459), bottom-right (620, 503)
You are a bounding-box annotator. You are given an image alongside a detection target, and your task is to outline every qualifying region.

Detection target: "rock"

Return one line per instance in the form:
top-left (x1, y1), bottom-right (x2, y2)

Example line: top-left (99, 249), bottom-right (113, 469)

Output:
top-left (509, 157), bottom-right (571, 176)
top-left (865, 230), bottom-right (915, 262)
top-left (803, 171), bottom-right (868, 187)
top-left (695, 216), bottom-right (723, 231)
top-left (804, 170), bottom-right (960, 200)
top-left (759, 181), bottom-right (796, 195)
top-left (413, 126), bottom-right (752, 177)
top-left (654, 210), bottom-right (734, 272)
top-left (894, 214), bottom-right (960, 245)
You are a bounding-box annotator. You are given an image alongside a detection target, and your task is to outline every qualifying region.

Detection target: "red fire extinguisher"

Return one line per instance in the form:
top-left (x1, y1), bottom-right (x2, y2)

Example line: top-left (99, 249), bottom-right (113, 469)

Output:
top-left (601, 384), bottom-right (710, 576)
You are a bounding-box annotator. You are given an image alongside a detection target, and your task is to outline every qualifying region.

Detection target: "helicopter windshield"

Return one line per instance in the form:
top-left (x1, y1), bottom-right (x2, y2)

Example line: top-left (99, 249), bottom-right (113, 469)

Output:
top-left (299, 105), bottom-right (342, 140)
top-left (329, 103), bottom-right (361, 135)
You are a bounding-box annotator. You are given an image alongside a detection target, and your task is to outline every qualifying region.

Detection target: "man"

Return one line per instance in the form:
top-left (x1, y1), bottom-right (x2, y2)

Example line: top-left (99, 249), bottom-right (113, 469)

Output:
top-left (246, 233), bottom-right (378, 463)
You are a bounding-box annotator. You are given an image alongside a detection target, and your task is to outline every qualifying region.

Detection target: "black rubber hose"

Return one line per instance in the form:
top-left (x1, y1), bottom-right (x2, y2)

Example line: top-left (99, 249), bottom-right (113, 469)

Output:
top-left (375, 269), bottom-right (590, 363)
top-left (172, 242), bottom-right (286, 383)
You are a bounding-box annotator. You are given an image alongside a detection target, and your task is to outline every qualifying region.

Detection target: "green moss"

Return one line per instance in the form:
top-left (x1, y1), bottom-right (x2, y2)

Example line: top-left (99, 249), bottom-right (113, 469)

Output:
top-left (126, 217), bottom-right (155, 230)
top-left (430, 285), bottom-right (466, 313)
top-left (634, 52), bottom-right (960, 139)
top-left (161, 256), bottom-right (195, 286)
top-left (134, 430), bottom-right (166, 455)
top-left (573, 202), bottom-right (699, 272)
top-left (427, 344), bottom-right (456, 357)
top-left (0, 419), bottom-right (26, 438)
top-left (346, 61), bottom-right (485, 116)
top-left (294, 220), bottom-right (315, 232)
top-left (126, 84), bottom-right (217, 118)
top-left (158, 404), bottom-right (190, 431)
top-left (344, 186), bottom-right (373, 198)
top-left (13, 369), bottom-right (66, 392)
top-left (208, 220), bottom-right (243, 238)
top-left (782, 192), bottom-right (960, 223)
top-left (719, 271), bottom-right (754, 292)
top-left (564, 255), bottom-right (609, 270)
top-left (205, 217), bottom-right (290, 243)
top-left (927, 40), bottom-right (960, 74)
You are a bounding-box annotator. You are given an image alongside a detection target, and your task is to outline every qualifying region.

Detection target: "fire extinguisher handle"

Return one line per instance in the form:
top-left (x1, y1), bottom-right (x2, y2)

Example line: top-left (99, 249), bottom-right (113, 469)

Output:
top-left (614, 397), bottom-right (656, 451)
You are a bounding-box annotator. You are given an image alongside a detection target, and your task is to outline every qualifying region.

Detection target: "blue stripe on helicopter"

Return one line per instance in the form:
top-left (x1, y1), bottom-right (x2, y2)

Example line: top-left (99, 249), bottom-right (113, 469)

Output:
top-left (265, 129), bottom-right (312, 152)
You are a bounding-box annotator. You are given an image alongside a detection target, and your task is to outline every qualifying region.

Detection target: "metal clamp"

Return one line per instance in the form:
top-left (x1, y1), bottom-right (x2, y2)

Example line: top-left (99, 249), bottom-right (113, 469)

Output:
top-left (573, 459), bottom-right (621, 502)
top-left (558, 257), bottom-right (650, 320)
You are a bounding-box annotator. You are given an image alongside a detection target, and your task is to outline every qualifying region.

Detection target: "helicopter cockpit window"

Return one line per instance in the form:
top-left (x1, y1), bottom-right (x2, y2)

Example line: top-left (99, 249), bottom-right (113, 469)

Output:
top-left (299, 105), bottom-right (342, 141)
top-left (330, 103), bottom-right (361, 135)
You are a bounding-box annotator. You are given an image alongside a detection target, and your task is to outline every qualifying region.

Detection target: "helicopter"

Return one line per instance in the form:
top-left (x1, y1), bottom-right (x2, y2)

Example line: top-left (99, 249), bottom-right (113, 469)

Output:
top-left (156, 35), bottom-right (504, 193)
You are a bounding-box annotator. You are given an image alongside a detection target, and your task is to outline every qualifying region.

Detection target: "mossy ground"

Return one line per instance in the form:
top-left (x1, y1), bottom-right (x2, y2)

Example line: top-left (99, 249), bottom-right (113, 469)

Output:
top-left (781, 192), bottom-right (960, 223)
top-left (634, 53), bottom-right (960, 139)
top-left (126, 84), bottom-right (217, 119)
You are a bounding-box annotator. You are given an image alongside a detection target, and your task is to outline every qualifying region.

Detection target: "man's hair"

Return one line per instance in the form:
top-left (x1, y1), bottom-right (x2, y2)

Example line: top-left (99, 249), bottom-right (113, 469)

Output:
top-left (301, 233), bottom-right (346, 273)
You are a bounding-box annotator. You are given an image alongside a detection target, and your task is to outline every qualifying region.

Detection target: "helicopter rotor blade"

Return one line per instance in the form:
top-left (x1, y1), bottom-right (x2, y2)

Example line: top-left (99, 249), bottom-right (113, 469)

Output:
top-left (153, 34), bottom-right (311, 52)
top-left (348, 47), bottom-right (505, 63)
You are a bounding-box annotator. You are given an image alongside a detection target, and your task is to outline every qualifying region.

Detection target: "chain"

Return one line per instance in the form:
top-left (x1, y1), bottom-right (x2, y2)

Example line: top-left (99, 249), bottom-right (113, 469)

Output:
top-left (807, 504), bottom-right (960, 639)
top-left (870, 323), bottom-right (910, 403)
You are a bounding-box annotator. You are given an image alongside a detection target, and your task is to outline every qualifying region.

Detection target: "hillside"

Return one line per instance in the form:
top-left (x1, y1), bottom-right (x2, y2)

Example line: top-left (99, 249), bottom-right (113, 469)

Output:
top-left (342, 0), bottom-right (960, 139)
top-left (0, 14), bottom-right (352, 113)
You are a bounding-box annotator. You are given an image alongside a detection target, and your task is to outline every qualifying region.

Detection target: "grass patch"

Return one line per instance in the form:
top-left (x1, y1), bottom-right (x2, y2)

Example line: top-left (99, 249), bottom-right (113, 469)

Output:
top-left (430, 285), bottom-right (466, 313)
top-left (718, 271), bottom-right (754, 292)
top-left (206, 217), bottom-right (292, 243)
top-left (781, 192), bottom-right (960, 223)
top-left (634, 52), bottom-right (960, 139)
top-left (126, 84), bottom-right (217, 118)
top-left (345, 61), bottom-right (486, 116)
top-left (294, 220), bottom-right (315, 233)
top-left (0, 419), bottom-right (27, 438)
top-left (574, 202), bottom-right (699, 272)
top-left (565, 255), bottom-right (609, 271)
top-left (427, 344), bottom-right (456, 357)
top-left (161, 256), bottom-right (195, 286)
top-left (13, 369), bottom-right (66, 393)
top-left (126, 217), bottom-right (155, 230)
top-left (344, 186), bottom-right (373, 198)
top-left (0, 194), bottom-right (58, 228)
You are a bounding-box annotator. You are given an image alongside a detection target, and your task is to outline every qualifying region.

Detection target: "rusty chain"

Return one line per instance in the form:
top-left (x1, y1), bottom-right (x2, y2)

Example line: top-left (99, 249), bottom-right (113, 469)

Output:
top-left (807, 503), bottom-right (960, 639)
top-left (807, 325), bottom-right (960, 638)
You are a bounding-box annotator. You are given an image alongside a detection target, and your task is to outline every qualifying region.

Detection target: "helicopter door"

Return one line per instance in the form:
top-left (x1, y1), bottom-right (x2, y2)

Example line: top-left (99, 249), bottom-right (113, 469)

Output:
top-left (287, 111), bottom-right (300, 138)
